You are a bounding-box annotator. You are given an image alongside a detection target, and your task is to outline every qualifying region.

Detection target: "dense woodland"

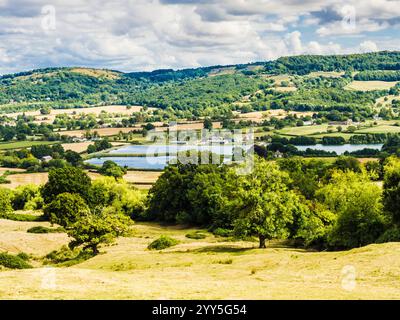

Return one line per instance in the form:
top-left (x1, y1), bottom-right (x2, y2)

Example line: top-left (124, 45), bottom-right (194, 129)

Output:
top-left (1, 51), bottom-right (399, 119)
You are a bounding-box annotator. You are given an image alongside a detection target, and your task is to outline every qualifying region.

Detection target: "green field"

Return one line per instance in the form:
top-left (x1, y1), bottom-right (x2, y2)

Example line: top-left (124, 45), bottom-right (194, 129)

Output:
top-left (277, 124), bottom-right (342, 136)
top-left (356, 125), bottom-right (400, 134)
top-left (0, 140), bottom-right (57, 150)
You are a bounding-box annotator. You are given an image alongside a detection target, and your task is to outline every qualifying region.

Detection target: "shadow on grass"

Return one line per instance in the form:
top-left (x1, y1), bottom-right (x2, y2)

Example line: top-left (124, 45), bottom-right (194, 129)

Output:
top-left (180, 245), bottom-right (256, 254)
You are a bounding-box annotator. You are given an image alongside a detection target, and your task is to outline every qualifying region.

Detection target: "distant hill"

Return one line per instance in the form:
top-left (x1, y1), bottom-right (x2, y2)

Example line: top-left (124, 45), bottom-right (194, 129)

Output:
top-left (0, 51), bottom-right (399, 114)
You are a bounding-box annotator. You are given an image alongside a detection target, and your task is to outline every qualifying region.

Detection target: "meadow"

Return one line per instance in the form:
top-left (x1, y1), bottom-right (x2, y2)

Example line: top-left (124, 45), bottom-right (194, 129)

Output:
top-left (345, 80), bottom-right (398, 91)
top-left (0, 219), bottom-right (399, 299)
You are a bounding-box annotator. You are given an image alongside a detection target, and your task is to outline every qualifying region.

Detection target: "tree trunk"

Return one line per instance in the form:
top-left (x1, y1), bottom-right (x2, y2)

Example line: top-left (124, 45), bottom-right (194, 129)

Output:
top-left (91, 244), bottom-right (99, 255)
top-left (259, 235), bottom-right (267, 249)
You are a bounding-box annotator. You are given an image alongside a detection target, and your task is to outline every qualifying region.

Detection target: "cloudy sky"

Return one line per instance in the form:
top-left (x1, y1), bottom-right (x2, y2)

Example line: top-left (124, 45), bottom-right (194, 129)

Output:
top-left (0, 0), bottom-right (399, 74)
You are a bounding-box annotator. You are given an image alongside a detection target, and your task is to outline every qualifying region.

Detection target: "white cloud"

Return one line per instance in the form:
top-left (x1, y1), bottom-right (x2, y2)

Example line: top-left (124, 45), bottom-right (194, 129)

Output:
top-left (0, 0), bottom-right (398, 74)
top-left (358, 40), bottom-right (379, 53)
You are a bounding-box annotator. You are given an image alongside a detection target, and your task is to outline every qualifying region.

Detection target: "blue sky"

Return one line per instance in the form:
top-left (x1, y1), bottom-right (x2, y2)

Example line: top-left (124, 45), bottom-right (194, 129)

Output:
top-left (0, 0), bottom-right (399, 74)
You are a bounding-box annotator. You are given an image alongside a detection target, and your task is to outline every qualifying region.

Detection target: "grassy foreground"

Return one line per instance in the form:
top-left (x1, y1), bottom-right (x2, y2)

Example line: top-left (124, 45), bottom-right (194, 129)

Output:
top-left (0, 219), bottom-right (399, 299)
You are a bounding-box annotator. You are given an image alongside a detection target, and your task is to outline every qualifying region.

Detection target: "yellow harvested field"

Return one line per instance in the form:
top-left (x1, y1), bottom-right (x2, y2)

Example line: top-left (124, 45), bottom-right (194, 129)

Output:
top-left (2, 171), bottom-right (155, 189)
top-left (0, 167), bottom-right (25, 174)
top-left (3, 171), bottom-right (101, 189)
top-left (3, 173), bottom-right (48, 188)
top-left (0, 222), bottom-right (399, 299)
top-left (70, 68), bottom-right (120, 80)
top-left (345, 81), bottom-right (398, 91)
top-left (273, 86), bottom-right (297, 92)
top-left (208, 67), bottom-right (236, 77)
top-left (154, 122), bottom-right (222, 132)
top-left (235, 110), bottom-right (314, 123)
top-left (59, 126), bottom-right (143, 137)
top-left (375, 95), bottom-right (400, 107)
top-left (0, 219), bottom-right (68, 256)
top-left (307, 71), bottom-right (345, 78)
top-left (236, 111), bottom-right (269, 123)
top-left (268, 74), bottom-right (292, 85)
top-left (123, 171), bottom-right (161, 184)
top-left (9, 105), bottom-right (151, 124)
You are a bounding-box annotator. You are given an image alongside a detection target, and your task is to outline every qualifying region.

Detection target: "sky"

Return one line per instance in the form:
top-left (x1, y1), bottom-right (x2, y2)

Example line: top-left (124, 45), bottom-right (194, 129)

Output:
top-left (0, 0), bottom-right (399, 74)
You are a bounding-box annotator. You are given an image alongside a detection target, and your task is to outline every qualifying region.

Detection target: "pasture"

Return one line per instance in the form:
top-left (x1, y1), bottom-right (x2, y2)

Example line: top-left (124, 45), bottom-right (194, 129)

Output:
top-left (0, 220), bottom-right (399, 299)
top-left (277, 124), bottom-right (337, 136)
top-left (0, 140), bottom-right (56, 150)
top-left (356, 125), bottom-right (400, 134)
top-left (2, 170), bottom-right (156, 189)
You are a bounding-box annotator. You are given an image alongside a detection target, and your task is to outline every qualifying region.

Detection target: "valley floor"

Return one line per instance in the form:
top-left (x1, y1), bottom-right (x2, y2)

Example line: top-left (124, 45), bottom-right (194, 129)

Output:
top-left (0, 220), bottom-right (399, 299)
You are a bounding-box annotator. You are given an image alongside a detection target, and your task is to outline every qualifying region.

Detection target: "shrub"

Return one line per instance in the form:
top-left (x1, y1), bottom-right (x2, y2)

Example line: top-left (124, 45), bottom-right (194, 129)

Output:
top-left (0, 212), bottom-right (45, 222)
top-left (147, 235), bottom-right (179, 250)
top-left (41, 166), bottom-right (92, 204)
top-left (45, 246), bottom-right (94, 266)
top-left (43, 193), bottom-right (90, 228)
top-left (12, 184), bottom-right (43, 211)
top-left (0, 187), bottom-right (13, 215)
top-left (317, 171), bottom-right (385, 249)
top-left (16, 252), bottom-right (30, 261)
top-left (185, 231), bottom-right (207, 239)
top-left (68, 211), bottom-right (132, 254)
top-left (0, 252), bottom-right (32, 269)
top-left (212, 227), bottom-right (233, 237)
top-left (27, 226), bottom-right (65, 234)
top-left (376, 227), bottom-right (400, 243)
top-left (88, 177), bottom-right (146, 218)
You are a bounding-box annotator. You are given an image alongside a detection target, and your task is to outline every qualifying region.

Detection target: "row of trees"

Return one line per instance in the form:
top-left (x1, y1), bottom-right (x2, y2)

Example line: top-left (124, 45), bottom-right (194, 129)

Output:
top-left (146, 156), bottom-right (400, 249)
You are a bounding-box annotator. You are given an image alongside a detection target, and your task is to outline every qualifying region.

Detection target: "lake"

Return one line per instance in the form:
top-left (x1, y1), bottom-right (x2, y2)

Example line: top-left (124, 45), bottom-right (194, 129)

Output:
top-left (86, 143), bottom-right (250, 169)
top-left (109, 144), bottom-right (251, 155)
top-left (295, 144), bottom-right (383, 155)
top-left (86, 156), bottom-right (171, 170)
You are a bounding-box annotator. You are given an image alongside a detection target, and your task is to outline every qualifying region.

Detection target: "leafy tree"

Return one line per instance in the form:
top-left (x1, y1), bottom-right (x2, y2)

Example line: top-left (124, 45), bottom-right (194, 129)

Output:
top-left (68, 210), bottom-right (131, 254)
top-left (12, 184), bottom-right (43, 211)
top-left (0, 187), bottom-right (13, 215)
top-left (383, 157), bottom-right (400, 226)
top-left (44, 192), bottom-right (90, 228)
top-left (98, 160), bottom-right (126, 179)
top-left (233, 159), bottom-right (299, 248)
top-left (86, 139), bottom-right (112, 154)
top-left (146, 164), bottom-right (233, 225)
top-left (203, 117), bottom-right (213, 130)
top-left (88, 177), bottom-right (145, 218)
top-left (64, 150), bottom-right (83, 166)
top-left (317, 170), bottom-right (385, 249)
top-left (332, 156), bottom-right (362, 173)
top-left (41, 166), bottom-right (91, 204)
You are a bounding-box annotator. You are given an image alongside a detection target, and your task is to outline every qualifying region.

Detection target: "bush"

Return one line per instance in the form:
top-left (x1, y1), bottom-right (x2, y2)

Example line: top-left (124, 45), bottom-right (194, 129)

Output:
top-left (212, 228), bottom-right (233, 237)
top-left (0, 252), bottom-right (32, 269)
top-left (147, 235), bottom-right (179, 250)
top-left (27, 226), bottom-right (65, 234)
top-left (88, 177), bottom-right (146, 219)
top-left (185, 231), bottom-right (207, 239)
top-left (43, 193), bottom-right (90, 228)
top-left (376, 227), bottom-right (400, 243)
top-left (0, 187), bottom-right (13, 215)
top-left (16, 252), bottom-right (30, 261)
top-left (0, 212), bottom-right (45, 222)
top-left (45, 245), bottom-right (94, 266)
top-left (12, 184), bottom-right (43, 211)
top-left (68, 211), bottom-right (132, 254)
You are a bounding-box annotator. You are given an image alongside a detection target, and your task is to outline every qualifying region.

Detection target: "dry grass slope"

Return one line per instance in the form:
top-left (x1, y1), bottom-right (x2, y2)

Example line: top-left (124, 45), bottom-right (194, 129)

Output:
top-left (0, 221), bottom-right (399, 299)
